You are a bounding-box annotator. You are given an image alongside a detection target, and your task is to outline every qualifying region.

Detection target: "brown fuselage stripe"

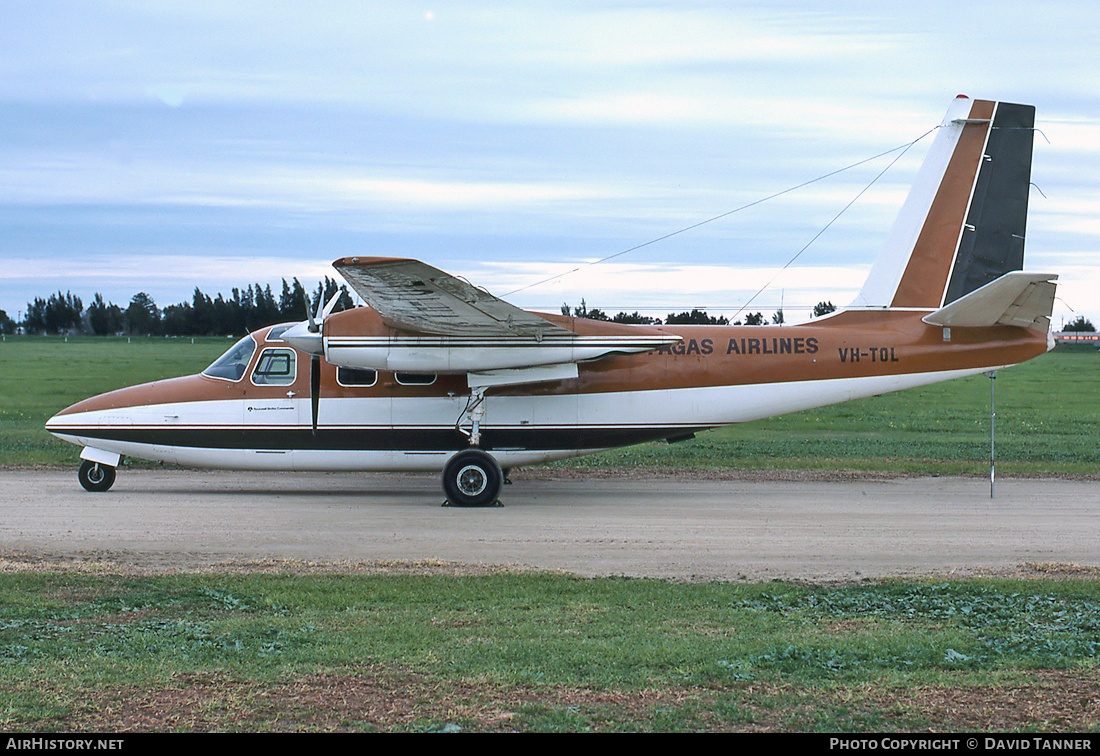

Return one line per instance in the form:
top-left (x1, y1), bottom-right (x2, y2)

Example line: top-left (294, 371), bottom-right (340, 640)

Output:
top-left (892, 99), bottom-right (996, 308)
top-left (55, 311), bottom-right (1048, 417)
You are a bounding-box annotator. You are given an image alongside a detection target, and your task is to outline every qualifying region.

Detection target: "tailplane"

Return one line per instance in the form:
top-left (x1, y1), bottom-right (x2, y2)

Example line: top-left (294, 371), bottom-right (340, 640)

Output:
top-left (922, 271), bottom-right (1057, 330)
top-left (854, 96), bottom-right (1041, 311)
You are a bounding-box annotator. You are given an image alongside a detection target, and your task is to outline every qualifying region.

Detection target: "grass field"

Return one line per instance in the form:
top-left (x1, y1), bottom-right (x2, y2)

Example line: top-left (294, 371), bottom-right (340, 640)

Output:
top-left (3, 334), bottom-right (1098, 475)
top-left (2, 564), bottom-right (1099, 732)
top-left (0, 335), bottom-right (231, 466)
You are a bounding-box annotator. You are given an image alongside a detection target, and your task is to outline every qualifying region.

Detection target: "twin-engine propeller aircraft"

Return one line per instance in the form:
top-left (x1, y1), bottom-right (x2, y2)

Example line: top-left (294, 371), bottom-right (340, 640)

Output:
top-left (47, 96), bottom-right (1057, 506)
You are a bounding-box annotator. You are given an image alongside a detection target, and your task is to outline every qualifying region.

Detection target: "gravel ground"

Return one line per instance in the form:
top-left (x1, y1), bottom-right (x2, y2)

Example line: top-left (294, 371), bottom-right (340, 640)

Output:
top-left (2, 467), bottom-right (1098, 580)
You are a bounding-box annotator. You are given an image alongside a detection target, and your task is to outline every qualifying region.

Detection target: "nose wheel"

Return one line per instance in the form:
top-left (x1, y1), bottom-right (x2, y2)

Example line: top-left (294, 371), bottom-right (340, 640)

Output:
top-left (442, 449), bottom-right (503, 507)
top-left (78, 459), bottom-right (116, 492)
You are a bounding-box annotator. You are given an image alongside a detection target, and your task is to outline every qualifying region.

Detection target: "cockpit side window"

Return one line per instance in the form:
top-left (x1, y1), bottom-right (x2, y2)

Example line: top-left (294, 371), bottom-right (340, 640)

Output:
top-left (265, 324), bottom-right (295, 342)
top-left (251, 348), bottom-right (297, 386)
top-left (202, 335), bottom-right (257, 381)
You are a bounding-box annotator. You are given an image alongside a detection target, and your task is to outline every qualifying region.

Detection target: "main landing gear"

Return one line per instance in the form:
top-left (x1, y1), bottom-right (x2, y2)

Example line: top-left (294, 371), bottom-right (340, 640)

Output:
top-left (442, 449), bottom-right (504, 508)
top-left (78, 459), bottom-right (116, 492)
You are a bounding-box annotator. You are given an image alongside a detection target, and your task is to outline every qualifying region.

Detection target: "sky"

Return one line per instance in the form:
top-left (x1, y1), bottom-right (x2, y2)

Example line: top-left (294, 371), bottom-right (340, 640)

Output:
top-left (2, 1), bottom-right (1098, 328)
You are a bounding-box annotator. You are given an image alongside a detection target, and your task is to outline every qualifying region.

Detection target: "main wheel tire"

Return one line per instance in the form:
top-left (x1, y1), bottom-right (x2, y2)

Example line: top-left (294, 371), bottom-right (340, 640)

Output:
top-left (442, 449), bottom-right (503, 507)
top-left (78, 460), bottom-right (116, 492)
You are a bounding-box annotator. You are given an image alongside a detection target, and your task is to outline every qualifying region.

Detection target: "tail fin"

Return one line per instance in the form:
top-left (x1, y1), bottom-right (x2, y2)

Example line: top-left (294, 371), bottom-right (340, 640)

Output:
top-left (853, 96), bottom-right (1036, 310)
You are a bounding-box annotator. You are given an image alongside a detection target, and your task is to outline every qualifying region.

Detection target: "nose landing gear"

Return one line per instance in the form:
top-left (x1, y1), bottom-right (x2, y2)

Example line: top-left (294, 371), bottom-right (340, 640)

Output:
top-left (78, 459), bottom-right (116, 492)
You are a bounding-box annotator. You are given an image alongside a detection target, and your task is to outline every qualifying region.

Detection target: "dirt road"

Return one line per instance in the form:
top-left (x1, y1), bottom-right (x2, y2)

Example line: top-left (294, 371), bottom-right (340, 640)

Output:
top-left (1, 468), bottom-right (1097, 580)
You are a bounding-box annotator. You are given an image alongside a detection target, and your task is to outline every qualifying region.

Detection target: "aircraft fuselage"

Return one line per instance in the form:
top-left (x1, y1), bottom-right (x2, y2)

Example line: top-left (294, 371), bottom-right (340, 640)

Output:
top-left (46, 308), bottom-right (1049, 474)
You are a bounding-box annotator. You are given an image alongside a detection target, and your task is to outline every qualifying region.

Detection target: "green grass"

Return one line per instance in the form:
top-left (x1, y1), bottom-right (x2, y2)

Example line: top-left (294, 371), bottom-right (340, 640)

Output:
top-left (2, 335), bottom-right (1097, 474)
top-left (2, 568), bottom-right (1099, 731)
top-left (0, 335), bottom-right (229, 466)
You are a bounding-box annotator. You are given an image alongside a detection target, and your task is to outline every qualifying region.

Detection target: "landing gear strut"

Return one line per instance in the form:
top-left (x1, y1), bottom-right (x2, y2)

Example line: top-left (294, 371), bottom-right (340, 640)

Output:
top-left (78, 459), bottom-right (116, 492)
top-left (442, 449), bottom-right (503, 507)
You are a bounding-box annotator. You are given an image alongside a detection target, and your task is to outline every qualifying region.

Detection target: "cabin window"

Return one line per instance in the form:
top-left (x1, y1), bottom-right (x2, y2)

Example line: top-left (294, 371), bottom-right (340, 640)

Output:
top-left (395, 372), bottom-right (436, 386)
top-left (336, 367), bottom-right (378, 387)
top-left (251, 348), bottom-right (297, 386)
top-left (202, 335), bottom-right (257, 381)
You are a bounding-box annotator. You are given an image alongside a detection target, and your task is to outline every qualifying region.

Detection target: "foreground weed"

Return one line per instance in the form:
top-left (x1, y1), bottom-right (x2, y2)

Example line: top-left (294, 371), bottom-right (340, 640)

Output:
top-left (736, 582), bottom-right (1100, 673)
top-left (2, 572), bottom-right (1100, 731)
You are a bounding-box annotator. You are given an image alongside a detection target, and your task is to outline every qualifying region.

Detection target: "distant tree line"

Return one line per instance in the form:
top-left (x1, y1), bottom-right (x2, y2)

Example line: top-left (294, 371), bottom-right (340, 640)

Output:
top-left (4, 277), bottom-right (354, 336)
top-left (0, 287), bottom-right (850, 337)
top-left (1064, 316), bottom-right (1096, 332)
top-left (562, 299), bottom-right (837, 326)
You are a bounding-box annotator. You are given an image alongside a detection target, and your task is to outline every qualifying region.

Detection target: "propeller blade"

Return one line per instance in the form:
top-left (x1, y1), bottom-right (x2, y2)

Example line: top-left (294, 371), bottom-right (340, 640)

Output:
top-left (310, 354), bottom-right (321, 435)
top-left (322, 291), bottom-right (340, 320)
top-left (307, 290), bottom-right (339, 334)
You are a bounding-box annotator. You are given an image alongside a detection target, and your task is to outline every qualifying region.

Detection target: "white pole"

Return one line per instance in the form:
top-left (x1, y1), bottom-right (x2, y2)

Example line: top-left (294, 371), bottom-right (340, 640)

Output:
top-left (988, 371), bottom-right (997, 499)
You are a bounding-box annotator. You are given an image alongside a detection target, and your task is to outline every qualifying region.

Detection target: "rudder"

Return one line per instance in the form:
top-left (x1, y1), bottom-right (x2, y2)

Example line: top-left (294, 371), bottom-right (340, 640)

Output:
top-left (853, 97), bottom-right (1036, 310)
top-left (942, 101), bottom-right (1035, 305)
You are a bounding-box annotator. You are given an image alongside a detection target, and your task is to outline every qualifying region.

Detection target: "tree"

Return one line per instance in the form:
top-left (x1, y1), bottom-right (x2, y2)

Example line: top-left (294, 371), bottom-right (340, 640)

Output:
top-left (280, 278), bottom-right (310, 321)
top-left (0, 309), bottom-right (14, 335)
top-left (743, 312), bottom-right (765, 326)
top-left (87, 294), bottom-right (124, 335)
top-left (23, 297), bottom-right (47, 334)
top-left (771, 310), bottom-right (785, 325)
top-left (665, 309), bottom-right (729, 325)
top-left (42, 291), bottom-right (83, 334)
top-left (562, 299), bottom-right (610, 321)
top-left (253, 284), bottom-right (280, 327)
top-left (189, 288), bottom-right (214, 335)
top-left (160, 302), bottom-right (193, 336)
top-left (813, 301), bottom-right (837, 318)
top-left (612, 311), bottom-right (661, 325)
top-left (125, 292), bottom-right (160, 335)
top-left (311, 277), bottom-right (355, 317)
top-left (1064, 316), bottom-right (1096, 332)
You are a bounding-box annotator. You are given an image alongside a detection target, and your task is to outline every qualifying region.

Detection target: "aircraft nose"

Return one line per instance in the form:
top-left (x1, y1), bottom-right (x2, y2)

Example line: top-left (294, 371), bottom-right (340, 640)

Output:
top-left (44, 409), bottom-right (64, 433)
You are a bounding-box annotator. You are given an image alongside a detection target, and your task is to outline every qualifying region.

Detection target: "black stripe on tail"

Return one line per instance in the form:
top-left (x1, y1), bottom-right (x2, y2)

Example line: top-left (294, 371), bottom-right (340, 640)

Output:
top-left (943, 102), bottom-right (1036, 305)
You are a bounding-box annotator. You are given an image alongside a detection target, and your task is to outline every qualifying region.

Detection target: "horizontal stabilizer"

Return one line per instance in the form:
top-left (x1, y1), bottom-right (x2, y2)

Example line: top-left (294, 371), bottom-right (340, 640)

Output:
top-left (922, 271), bottom-right (1057, 329)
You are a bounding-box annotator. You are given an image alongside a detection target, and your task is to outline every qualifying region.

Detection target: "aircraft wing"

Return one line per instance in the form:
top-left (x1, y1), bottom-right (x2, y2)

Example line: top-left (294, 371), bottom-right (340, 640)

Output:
top-left (334, 256), bottom-right (573, 338)
top-left (328, 257), bottom-right (679, 377)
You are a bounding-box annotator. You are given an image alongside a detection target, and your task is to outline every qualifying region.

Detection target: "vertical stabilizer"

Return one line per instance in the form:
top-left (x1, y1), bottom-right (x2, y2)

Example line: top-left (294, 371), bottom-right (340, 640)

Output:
top-left (853, 96), bottom-right (1036, 310)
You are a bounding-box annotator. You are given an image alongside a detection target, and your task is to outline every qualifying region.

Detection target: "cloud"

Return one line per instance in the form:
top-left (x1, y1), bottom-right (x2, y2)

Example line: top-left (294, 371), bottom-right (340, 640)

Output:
top-left (0, 1), bottom-right (1097, 328)
top-left (473, 260), bottom-right (865, 321)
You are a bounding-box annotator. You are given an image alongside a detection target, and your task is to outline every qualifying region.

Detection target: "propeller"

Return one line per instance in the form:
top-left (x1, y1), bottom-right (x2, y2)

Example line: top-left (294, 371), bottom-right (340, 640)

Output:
top-left (283, 291), bottom-right (340, 435)
top-left (310, 349), bottom-right (321, 436)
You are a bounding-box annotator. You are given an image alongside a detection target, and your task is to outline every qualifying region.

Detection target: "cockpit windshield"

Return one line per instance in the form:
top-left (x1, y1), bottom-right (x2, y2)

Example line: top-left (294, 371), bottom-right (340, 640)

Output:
top-left (202, 335), bottom-right (257, 381)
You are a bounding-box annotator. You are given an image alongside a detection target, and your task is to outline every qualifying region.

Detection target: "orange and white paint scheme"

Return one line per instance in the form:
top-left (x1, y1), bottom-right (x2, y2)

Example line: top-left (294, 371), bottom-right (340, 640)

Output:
top-left (47, 96), bottom-right (1057, 506)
